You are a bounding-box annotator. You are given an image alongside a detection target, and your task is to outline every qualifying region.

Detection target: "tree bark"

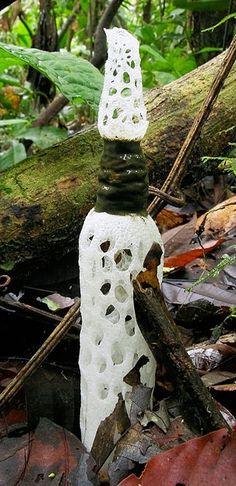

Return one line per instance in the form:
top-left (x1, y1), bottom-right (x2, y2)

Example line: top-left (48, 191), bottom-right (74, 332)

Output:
top-left (0, 51), bottom-right (236, 277)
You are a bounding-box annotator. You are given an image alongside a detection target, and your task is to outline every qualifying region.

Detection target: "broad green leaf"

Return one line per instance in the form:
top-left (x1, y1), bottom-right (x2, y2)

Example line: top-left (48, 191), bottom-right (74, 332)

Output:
top-left (20, 126), bottom-right (68, 149)
top-left (0, 43), bottom-right (104, 110)
top-left (173, 0), bottom-right (230, 11)
top-left (0, 141), bottom-right (26, 172)
top-left (202, 12), bottom-right (236, 31)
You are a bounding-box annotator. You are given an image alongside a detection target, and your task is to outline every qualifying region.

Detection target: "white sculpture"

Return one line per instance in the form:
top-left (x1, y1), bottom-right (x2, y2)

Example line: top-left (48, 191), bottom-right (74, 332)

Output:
top-left (79, 28), bottom-right (163, 452)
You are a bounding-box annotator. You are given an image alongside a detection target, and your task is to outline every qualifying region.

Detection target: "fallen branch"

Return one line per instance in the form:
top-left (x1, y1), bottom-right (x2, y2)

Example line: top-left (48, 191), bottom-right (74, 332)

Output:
top-left (133, 271), bottom-right (228, 434)
top-left (0, 299), bottom-right (80, 410)
top-left (91, 0), bottom-right (125, 69)
top-left (148, 35), bottom-right (236, 216)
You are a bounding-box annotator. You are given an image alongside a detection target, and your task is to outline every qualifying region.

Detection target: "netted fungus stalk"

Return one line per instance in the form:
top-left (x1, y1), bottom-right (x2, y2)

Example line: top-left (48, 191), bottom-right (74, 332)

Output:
top-left (79, 28), bottom-right (164, 452)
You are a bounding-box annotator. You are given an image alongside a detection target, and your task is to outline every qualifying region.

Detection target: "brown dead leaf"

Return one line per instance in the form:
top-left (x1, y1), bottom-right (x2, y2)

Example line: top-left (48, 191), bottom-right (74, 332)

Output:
top-left (0, 417), bottom-right (98, 485)
top-left (162, 214), bottom-right (197, 257)
top-left (118, 428), bottom-right (236, 486)
top-left (164, 238), bottom-right (224, 268)
top-left (109, 417), bottom-right (195, 486)
top-left (196, 195), bottom-right (236, 238)
top-left (156, 208), bottom-right (184, 232)
top-left (91, 395), bottom-right (130, 471)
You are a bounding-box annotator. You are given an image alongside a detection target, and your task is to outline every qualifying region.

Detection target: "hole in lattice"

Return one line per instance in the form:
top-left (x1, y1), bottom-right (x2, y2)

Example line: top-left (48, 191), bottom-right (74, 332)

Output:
top-left (132, 115), bottom-right (140, 124)
top-left (86, 232), bottom-right (94, 246)
top-left (109, 87), bottom-right (117, 96)
top-left (98, 383), bottom-right (109, 399)
top-left (100, 240), bottom-right (110, 252)
top-left (114, 249), bottom-right (132, 271)
top-left (103, 115), bottom-right (108, 126)
top-left (104, 305), bottom-right (120, 324)
top-left (115, 284), bottom-right (128, 303)
top-left (125, 49), bottom-right (131, 54)
top-left (134, 99), bottom-right (140, 108)
top-left (96, 357), bottom-right (107, 373)
top-left (113, 69), bottom-right (118, 76)
top-left (102, 255), bottom-right (113, 272)
top-left (125, 315), bottom-right (135, 336)
top-left (112, 342), bottom-right (124, 365)
top-left (95, 332), bottom-right (104, 346)
top-left (121, 87), bottom-right (131, 97)
top-left (112, 109), bottom-right (119, 119)
top-left (106, 304), bottom-right (114, 315)
top-left (123, 72), bottom-right (130, 83)
top-left (122, 116), bottom-right (127, 123)
top-left (135, 80), bottom-right (138, 87)
top-left (131, 60), bottom-right (135, 68)
top-left (100, 281), bottom-right (111, 295)
top-left (81, 348), bottom-right (92, 367)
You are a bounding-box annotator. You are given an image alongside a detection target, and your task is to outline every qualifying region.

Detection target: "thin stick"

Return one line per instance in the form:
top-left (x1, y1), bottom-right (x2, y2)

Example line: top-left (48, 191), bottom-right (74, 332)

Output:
top-left (0, 296), bottom-right (61, 322)
top-left (0, 300), bottom-right (80, 410)
top-left (148, 35), bottom-right (236, 217)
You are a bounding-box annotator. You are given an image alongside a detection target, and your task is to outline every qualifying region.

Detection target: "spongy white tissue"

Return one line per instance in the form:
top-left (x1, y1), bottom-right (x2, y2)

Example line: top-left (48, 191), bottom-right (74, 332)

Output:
top-left (98, 28), bottom-right (148, 141)
top-left (79, 210), bottom-right (163, 451)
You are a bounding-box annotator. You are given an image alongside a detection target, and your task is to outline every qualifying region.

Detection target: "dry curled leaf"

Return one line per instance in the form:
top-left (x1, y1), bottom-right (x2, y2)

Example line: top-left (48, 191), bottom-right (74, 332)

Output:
top-left (196, 195), bottom-right (236, 238)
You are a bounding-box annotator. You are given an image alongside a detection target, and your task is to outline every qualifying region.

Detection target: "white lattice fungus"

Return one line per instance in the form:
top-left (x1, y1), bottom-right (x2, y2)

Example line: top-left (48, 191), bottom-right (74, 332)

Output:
top-left (79, 210), bottom-right (164, 451)
top-left (97, 28), bottom-right (148, 141)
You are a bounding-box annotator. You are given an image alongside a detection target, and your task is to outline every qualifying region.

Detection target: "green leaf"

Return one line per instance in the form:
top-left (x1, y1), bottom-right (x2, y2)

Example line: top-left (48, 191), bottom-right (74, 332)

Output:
top-left (0, 118), bottom-right (28, 127)
top-left (0, 74), bottom-right (21, 86)
top-left (0, 141), bottom-right (26, 172)
top-left (173, 0), bottom-right (230, 11)
top-left (140, 45), bottom-right (169, 66)
top-left (0, 43), bottom-right (104, 110)
top-left (20, 126), bottom-right (68, 149)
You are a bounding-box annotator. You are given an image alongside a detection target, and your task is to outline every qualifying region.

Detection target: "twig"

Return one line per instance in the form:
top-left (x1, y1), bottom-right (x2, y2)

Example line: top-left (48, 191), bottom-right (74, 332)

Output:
top-left (0, 300), bottom-right (80, 410)
top-left (32, 93), bottom-right (68, 127)
top-left (91, 0), bottom-right (125, 69)
top-left (0, 296), bottom-right (60, 322)
top-left (148, 185), bottom-right (184, 207)
top-left (133, 277), bottom-right (228, 434)
top-left (148, 35), bottom-right (236, 217)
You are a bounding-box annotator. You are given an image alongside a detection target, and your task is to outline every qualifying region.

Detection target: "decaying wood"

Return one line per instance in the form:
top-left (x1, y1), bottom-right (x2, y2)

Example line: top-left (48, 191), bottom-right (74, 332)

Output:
top-left (0, 51), bottom-right (236, 276)
top-left (0, 299), bottom-right (80, 410)
top-left (133, 276), bottom-right (228, 434)
top-left (148, 36), bottom-right (236, 216)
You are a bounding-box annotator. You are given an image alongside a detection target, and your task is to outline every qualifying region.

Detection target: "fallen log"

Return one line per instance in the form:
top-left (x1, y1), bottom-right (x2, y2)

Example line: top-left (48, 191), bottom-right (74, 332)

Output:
top-left (0, 51), bottom-right (236, 277)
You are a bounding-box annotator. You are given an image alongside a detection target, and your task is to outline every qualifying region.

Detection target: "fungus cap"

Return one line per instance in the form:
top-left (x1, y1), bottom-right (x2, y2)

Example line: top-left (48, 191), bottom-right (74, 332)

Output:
top-left (98, 28), bottom-right (148, 141)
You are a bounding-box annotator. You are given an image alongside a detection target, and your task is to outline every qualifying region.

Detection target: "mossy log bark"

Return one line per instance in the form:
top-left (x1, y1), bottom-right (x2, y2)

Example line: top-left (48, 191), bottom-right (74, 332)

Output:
top-left (1, 51), bottom-right (236, 277)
